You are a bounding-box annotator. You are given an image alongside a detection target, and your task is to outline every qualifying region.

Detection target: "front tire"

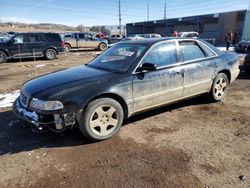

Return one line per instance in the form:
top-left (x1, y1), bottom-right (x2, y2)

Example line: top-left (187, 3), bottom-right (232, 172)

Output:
top-left (209, 73), bottom-right (229, 101)
top-left (98, 43), bottom-right (107, 51)
top-left (45, 49), bottom-right (57, 60)
top-left (79, 98), bottom-right (124, 141)
top-left (0, 51), bottom-right (7, 63)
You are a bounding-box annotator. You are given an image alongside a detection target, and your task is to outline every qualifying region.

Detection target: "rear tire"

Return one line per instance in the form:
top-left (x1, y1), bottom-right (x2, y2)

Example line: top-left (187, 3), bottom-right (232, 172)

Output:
top-left (98, 43), bottom-right (107, 51)
top-left (45, 49), bottom-right (57, 60)
top-left (209, 73), bottom-right (229, 101)
top-left (0, 51), bottom-right (7, 63)
top-left (79, 98), bottom-right (124, 141)
top-left (65, 44), bottom-right (71, 52)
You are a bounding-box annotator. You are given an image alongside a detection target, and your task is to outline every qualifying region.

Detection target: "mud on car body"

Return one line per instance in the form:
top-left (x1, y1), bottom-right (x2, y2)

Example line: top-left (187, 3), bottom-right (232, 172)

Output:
top-left (13, 38), bottom-right (240, 141)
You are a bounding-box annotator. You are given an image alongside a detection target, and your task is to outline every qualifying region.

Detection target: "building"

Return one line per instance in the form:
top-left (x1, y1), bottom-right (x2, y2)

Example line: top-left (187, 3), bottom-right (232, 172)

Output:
top-left (126, 9), bottom-right (250, 45)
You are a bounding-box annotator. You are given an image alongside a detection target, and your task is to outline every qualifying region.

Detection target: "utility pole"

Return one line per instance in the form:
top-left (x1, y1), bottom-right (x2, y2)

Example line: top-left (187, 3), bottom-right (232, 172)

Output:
top-left (164, 3), bottom-right (166, 20)
top-left (118, 0), bottom-right (122, 35)
top-left (147, 2), bottom-right (149, 21)
top-left (164, 3), bottom-right (167, 36)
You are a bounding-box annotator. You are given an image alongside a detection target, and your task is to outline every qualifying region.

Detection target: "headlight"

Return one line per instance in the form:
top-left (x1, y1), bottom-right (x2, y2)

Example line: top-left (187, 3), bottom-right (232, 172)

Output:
top-left (30, 98), bottom-right (64, 111)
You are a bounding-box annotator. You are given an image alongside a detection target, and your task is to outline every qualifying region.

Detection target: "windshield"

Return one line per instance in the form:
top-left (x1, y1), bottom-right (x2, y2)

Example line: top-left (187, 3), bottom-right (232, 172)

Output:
top-left (88, 43), bottom-right (147, 73)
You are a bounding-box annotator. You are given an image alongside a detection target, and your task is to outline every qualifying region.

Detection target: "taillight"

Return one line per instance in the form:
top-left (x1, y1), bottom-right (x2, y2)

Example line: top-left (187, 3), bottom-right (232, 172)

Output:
top-left (60, 41), bottom-right (65, 48)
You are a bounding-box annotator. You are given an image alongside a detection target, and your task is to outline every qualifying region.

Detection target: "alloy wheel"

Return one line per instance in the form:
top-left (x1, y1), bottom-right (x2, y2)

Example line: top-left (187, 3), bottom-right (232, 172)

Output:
top-left (214, 77), bottom-right (227, 98)
top-left (89, 105), bottom-right (118, 136)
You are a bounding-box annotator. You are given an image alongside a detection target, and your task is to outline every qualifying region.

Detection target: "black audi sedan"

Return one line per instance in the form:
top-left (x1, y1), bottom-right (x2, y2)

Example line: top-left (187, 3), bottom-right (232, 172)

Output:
top-left (13, 38), bottom-right (240, 141)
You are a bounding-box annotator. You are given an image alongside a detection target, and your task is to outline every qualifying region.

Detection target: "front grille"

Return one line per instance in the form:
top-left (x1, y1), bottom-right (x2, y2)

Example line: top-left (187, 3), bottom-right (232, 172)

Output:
top-left (19, 92), bottom-right (29, 108)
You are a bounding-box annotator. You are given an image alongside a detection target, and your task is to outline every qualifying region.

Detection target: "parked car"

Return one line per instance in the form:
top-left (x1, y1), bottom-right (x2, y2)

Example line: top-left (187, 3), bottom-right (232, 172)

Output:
top-left (244, 52), bottom-right (250, 72)
top-left (0, 32), bottom-right (65, 63)
top-left (143, 33), bottom-right (161, 38)
top-left (63, 32), bottom-right (108, 52)
top-left (13, 38), bottom-right (239, 141)
top-left (108, 34), bottom-right (123, 44)
top-left (120, 36), bottom-right (145, 41)
top-left (234, 40), bottom-right (250, 53)
top-left (177, 32), bottom-right (199, 38)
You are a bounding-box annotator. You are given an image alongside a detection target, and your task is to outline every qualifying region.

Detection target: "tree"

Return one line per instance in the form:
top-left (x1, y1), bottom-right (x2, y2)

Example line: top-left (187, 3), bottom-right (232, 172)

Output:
top-left (101, 26), bottom-right (110, 35)
top-left (77, 24), bottom-right (86, 32)
top-left (90, 26), bottom-right (101, 33)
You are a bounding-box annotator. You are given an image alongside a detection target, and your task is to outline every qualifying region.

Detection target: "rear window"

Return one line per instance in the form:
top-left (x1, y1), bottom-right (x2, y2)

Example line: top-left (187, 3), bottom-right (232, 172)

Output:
top-left (26, 33), bottom-right (41, 42)
top-left (179, 41), bottom-right (206, 61)
top-left (44, 33), bottom-right (61, 42)
top-left (198, 41), bottom-right (216, 57)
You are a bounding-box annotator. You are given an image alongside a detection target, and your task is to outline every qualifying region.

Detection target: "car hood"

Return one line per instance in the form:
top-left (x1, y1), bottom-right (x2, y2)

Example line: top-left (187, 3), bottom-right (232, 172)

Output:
top-left (22, 65), bottom-right (113, 97)
top-left (0, 41), bottom-right (7, 46)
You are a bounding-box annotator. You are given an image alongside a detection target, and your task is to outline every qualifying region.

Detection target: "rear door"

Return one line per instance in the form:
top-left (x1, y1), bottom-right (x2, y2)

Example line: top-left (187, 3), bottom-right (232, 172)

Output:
top-left (25, 33), bottom-right (44, 57)
top-left (132, 41), bottom-right (184, 112)
top-left (178, 40), bottom-right (217, 97)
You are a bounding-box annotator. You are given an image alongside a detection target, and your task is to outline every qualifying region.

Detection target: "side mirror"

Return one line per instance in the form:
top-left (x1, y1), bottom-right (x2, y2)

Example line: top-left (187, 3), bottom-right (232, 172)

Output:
top-left (138, 63), bottom-right (157, 72)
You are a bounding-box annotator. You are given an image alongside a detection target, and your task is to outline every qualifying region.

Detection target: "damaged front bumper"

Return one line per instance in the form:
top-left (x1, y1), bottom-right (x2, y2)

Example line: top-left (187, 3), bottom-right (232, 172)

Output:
top-left (13, 99), bottom-right (76, 132)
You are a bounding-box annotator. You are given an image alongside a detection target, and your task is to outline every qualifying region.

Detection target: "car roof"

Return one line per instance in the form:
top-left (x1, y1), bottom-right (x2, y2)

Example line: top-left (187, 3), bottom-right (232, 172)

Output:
top-left (118, 37), bottom-right (222, 55)
top-left (118, 37), bottom-right (202, 46)
top-left (13, 32), bottom-right (59, 34)
top-left (119, 37), bottom-right (172, 45)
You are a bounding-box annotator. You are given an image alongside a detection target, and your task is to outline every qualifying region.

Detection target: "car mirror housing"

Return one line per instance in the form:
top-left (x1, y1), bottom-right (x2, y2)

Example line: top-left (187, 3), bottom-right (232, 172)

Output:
top-left (138, 63), bottom-right (157, 72)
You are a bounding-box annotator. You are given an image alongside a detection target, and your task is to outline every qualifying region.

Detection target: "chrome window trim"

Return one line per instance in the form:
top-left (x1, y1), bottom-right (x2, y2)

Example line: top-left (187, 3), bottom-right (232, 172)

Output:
top-left (132, 39), bottom-right (218, 74)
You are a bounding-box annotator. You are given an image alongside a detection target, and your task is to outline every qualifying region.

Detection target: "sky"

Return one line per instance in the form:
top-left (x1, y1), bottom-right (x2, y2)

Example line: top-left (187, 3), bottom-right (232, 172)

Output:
top-left (0, 0), bottom-right (249, 26)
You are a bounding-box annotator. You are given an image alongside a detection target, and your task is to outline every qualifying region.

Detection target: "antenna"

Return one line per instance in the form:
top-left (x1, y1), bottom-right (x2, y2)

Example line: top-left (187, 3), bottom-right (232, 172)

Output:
top-left (118, 0), bottom-right (122, 35)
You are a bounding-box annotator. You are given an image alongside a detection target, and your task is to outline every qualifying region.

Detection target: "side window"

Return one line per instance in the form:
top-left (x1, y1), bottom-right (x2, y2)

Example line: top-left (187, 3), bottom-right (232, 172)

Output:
top-left (142, 42), bottom-right (177, 67)
top-left (13, 34), bottom-right (24, 43)
top-left (78, 33), bottom-right (85, 39)
top-left (44, 33), bottom-right (61, 42)
top-left (198, 41), bottom-right (216, 57)
top-left (85, 34), bottom-right (93, 40)
top-left (186, 33), bottom-right (193, 37)
top-left (26, 34), bottom-right (40, 43)
top-left (193, 33), bottom-right (198, 38)
top-left (179, 41), bottom-right (206, 61)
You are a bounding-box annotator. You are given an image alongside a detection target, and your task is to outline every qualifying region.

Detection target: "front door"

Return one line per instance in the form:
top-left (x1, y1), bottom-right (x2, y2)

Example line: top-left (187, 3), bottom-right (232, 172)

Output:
top-left (8, 34), bottom-right (29, 58)
top-left (132, 41), bottom-right (184, 112)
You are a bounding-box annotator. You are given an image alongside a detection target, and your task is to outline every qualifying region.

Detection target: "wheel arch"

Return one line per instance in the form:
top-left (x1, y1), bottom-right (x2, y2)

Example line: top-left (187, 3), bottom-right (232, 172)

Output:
top-left (64, 42), bottom-right (71, 47)
top-left (98, 42), bottom-right (107, 50)
top-left (84, 93), bottom-right (129, 119)
top-left (218, 69), bottom-right (231, 83)
top-left (0, 49), bottom-right (9, 57)
top-left (44, 47), bottom-right (58, 55)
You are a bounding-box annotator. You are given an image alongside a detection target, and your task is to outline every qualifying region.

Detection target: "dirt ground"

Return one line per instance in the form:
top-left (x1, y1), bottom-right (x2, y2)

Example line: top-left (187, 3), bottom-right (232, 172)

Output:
top-left (0, 51), bottom-right (249, 188)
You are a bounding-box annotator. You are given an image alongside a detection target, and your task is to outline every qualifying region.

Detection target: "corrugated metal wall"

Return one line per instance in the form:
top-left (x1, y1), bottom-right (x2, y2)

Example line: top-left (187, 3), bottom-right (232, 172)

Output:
top-left (242, 11), bottom-right (250, 40)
